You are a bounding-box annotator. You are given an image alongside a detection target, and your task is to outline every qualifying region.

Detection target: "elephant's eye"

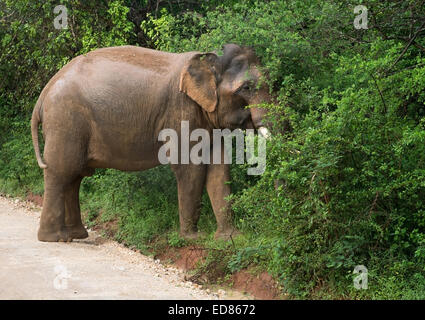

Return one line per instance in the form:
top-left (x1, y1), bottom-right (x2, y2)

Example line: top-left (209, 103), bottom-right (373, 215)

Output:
top-left (239, 82), bottom-right (251, 91)
top-left (241, 83), bottom-right (251, 91)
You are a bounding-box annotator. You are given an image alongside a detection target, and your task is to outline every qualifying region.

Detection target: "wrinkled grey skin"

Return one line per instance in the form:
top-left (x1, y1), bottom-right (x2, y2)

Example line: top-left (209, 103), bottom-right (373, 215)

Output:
top-left (31, 44), bottom-right (271, 242)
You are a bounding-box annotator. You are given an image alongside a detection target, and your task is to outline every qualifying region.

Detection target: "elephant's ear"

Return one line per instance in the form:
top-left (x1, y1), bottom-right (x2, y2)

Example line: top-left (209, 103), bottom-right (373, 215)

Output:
top-left (179, 53), bottom-right (218, 113)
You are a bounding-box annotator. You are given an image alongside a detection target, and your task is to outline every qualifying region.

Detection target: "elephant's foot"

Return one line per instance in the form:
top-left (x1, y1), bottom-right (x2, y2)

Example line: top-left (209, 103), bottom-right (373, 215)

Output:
top-left (214, 228), bottom-right (241, 241)
top-left (37, 228), bottom-right (73, 242)
top-left (180, 230), bottom-right (206, 240)
top-left (66, 224), bottom-right (89, 239)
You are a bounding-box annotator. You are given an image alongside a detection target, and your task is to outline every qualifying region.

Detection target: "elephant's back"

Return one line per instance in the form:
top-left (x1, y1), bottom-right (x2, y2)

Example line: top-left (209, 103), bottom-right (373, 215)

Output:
top-left (38, 46), bottom-right (185, 141)
top-left (36, 45), bottom-right (193, 141)
top-left (40, 46), bottom-right (185, 99)
top-left (39, 46), bottom-right (183, 113)
top-left (79, 45), bottom-right (184, 75)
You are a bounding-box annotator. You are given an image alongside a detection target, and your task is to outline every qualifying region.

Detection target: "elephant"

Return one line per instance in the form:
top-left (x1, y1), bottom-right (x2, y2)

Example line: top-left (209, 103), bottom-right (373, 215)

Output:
top-left (31, 43), bottom-right (271, 242)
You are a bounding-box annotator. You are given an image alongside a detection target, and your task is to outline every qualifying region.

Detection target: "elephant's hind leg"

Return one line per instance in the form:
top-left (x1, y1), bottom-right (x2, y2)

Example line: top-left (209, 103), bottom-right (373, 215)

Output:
top-left (64, 176), bottom-right (88, 239)
top-left (38, 171), bottom-right (73, 242)
top-left (37, 127), bottom-right (88, 242)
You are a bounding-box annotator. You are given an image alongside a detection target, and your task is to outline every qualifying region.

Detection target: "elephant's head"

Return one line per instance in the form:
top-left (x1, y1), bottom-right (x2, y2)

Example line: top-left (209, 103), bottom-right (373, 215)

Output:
top-left (179, 43), bottom-right (271, 137)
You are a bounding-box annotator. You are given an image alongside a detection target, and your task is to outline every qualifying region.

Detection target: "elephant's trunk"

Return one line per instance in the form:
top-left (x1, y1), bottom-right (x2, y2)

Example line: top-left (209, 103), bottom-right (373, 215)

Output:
top-left (248, 89), bottom-right (272, 139)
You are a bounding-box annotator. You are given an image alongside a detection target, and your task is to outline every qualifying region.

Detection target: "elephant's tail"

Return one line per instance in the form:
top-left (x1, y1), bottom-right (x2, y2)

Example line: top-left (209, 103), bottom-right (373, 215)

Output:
top-left (31, 99), bottom-right (47, 169)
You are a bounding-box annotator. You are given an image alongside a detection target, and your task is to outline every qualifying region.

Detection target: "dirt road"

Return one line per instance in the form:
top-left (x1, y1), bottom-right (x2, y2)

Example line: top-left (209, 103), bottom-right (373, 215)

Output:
top-left (0, 196), bottom-right (219, 300)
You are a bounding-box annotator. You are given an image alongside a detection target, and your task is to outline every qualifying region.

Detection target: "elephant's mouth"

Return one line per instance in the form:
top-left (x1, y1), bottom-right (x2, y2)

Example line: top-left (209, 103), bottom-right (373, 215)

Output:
top-left (242, 118), bottom-right (271, 139)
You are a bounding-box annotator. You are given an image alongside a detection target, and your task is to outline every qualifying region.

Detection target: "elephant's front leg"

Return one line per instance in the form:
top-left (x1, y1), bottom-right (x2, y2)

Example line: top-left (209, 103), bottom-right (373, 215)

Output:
top-left (171, 164), bottom-right (207, 239)
top-left (206, 161), bottom-right (238, 240)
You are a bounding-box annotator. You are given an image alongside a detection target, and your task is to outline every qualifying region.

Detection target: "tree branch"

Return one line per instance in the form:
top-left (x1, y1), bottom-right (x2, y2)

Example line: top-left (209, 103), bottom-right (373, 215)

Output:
top-left (387, 20), bottom-right (425, 73)
top-left (370, 73), bottom-right (387, 114)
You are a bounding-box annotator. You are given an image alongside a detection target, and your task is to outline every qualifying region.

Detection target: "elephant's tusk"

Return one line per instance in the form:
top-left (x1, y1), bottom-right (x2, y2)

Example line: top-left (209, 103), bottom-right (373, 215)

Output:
top-left (258, 126), bottom-right (271, 139)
